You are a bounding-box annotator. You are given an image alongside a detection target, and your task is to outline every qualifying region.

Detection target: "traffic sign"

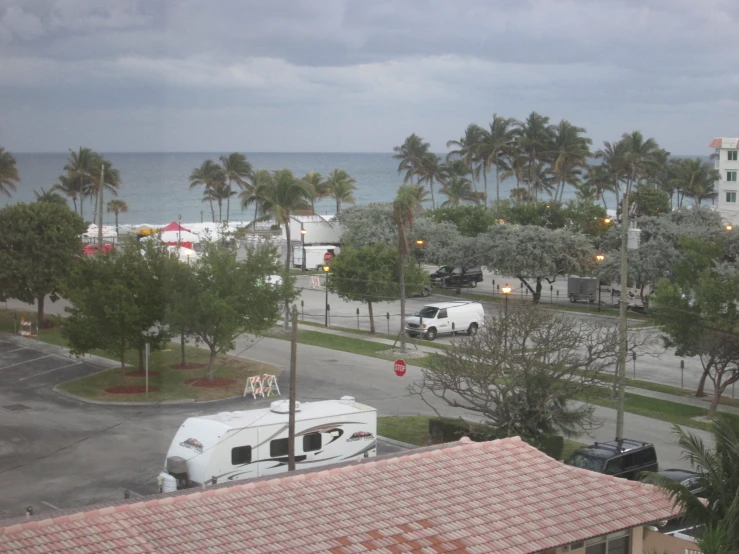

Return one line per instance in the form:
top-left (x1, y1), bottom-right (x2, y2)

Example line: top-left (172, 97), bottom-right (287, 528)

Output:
top-left (323, 251), bottom-right (333, 263)
top-left (393, 359), bottom-right (406, 377)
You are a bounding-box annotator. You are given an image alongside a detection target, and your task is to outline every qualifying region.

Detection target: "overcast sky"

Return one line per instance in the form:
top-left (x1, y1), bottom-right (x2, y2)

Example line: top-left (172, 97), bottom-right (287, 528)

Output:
top-left (0, 0), bottom-right (736, 154)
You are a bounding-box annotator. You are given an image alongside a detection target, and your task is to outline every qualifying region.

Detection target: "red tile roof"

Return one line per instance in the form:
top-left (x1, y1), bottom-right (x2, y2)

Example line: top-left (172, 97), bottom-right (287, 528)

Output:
top-left (0, 437), bottom-right (678, 553)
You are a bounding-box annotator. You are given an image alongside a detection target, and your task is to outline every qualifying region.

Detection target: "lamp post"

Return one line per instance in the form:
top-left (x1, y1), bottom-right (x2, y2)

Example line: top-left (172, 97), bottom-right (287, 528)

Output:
top-left (727, 224), bottom-right (734, 232)
top-left (322, 265), bottom-right (331, 327)
top-left (595, 254), bottom-right (605, 312)
top-left (501, 284), bottom-right (512, 349)
top-left (414, 239), bottom-right (425, 266)
top-left (300, 226), bottom-right (307, 271)
top-left (200, 210), bottom-right (204, 224)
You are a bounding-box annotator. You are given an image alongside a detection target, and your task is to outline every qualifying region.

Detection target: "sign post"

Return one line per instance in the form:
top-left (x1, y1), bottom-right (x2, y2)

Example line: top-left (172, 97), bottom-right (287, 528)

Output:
top-left (394, 359), bottom-right (406, 417)
top-left (145, 343), bottom-right (150, 399)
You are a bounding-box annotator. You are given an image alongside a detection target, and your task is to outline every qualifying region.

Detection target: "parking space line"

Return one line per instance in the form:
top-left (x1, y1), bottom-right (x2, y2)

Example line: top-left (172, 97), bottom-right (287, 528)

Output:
top-left (41, 501), bottom-right (60, 510)
top-left (0, 355), bottom-right (55, 371)
top-left (17, 361), bottom-right (84, 382)
top-left (2, 347), bottom-right (30, 354)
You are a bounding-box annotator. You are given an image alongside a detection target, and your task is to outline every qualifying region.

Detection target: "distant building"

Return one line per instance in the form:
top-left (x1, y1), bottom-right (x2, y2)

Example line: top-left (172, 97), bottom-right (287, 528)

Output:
top-left (710, 137), bottom-right (739, 225)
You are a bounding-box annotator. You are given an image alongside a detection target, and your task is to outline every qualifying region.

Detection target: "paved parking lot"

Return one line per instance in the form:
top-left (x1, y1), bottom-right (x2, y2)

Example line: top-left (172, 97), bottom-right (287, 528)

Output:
top-left (0, 333), bottom-right (414, 521)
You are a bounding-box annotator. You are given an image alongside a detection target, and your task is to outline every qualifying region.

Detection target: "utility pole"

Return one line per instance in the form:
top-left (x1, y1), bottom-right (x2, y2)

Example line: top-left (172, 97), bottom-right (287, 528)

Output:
top-left (288, 305), bottom-right (298, 471)
top-left (616, 189), bottom-right (629, 440)
top-left (97, 162), bottom-right (104, 252)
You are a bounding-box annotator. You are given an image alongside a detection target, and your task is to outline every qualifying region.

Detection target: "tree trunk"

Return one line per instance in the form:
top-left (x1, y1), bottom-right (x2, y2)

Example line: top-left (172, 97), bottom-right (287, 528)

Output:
top-left (73, 196), bottom-right (78, 215)
top-left (80, 196), bottom-right (85, 219)
top-left (120, 336), bottom-right (126, 378)
top-left (399, 242), bottom-right (406, 353)
top-left (180, 331), bottom-right (186, 366)
top-left (283, 219), bottom-right (291, 332)
top-left (336, 198), bottom-right (340, 217)
top-left (36, 295), bottom-right (45, 327)
top-left (368, 301), bottom-right (375, 334)
top-left (495, 165), bottom-right (500, 205)
top-left (207, 348), bottom-right (217, 381)
top-left (115, 213), bottom-right (119, 238)
top-left (696, 368), bottom-right (710, 397)
top-left (482, 170), bottom-right (487, 208)
top-left (226, 193), bottom-right (231, 224)
top-left (218, 200), bottom-right (223, 223)
top-left (533, 278), bottom-right (542, 304)
top-left (709, 386), bottom-right (722, 415)
top-left (210, 199), bottom-right (215, 223)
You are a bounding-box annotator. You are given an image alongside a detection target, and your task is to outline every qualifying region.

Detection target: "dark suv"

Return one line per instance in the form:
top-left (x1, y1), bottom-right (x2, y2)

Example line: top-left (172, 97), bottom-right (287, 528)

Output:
top-left (565, 439), bottom-right (658, 480)
top-left (430, 266), bottom-right (484, 288)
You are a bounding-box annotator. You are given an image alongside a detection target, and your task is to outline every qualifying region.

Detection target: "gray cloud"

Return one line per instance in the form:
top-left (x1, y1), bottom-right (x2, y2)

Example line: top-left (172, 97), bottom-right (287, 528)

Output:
top-left (0, 0), bottom-right (737, 153)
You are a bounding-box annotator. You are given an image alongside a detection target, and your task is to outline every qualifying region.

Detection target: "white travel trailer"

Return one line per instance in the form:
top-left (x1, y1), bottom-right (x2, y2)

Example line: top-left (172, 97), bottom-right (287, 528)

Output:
top-left (405, 301), bottom-right (486, 340)
top-left (292, 244), bottom-right (340, 270)
top-left (159, 397), bottom-right (376, 491)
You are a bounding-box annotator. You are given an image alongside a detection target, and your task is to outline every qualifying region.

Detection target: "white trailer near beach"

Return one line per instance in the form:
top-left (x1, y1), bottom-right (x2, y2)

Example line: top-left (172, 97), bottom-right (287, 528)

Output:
top-left (292, 244), bottom-right (340, 269)
top-left (159, 396), bottom-right (377, 491)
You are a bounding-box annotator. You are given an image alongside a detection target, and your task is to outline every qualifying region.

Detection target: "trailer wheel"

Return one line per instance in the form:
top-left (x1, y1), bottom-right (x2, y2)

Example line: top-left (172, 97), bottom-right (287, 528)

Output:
top-left (569, 294), bottom-right (577, 303)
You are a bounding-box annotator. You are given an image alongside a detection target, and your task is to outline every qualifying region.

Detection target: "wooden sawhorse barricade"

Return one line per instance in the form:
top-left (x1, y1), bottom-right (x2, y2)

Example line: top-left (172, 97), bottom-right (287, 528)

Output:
top-left (244, 374), bottom-right (280, 399)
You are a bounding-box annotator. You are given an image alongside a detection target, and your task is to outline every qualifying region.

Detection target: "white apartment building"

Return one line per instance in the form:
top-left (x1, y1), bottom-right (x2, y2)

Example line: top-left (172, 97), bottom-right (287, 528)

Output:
top-left (710, 137), bottom-right (739, 225)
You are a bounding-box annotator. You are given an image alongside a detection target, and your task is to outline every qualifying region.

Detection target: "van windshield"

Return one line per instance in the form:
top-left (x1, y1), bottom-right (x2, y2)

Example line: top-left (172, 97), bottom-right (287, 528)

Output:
top-left (566, 453), bottom-right (605, 472)
top-left (417, 307), bottom-right (439, 319)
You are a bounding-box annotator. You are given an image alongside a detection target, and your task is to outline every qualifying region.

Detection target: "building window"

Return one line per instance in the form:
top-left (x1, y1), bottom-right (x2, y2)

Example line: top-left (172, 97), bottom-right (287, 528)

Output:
top-left (270, 438), bottom-right (289, 457)
top-left (727, 191), bottom-right (737, 203)
top-left (303, 432), bottom-right (322, 452)
top-left (585, 530), bottom-right (630, 554)
top-left (729, 151), bottom-right (738, 161)
top-left (231, 445), bottom-right (252, 465)
top-left (727, 171), bottom-right (737, 182)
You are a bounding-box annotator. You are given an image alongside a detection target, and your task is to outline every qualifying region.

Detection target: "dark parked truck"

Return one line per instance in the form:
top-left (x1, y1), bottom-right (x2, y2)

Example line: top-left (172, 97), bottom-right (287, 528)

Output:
top-left (430, 266), bottom-right (484, 288)
top-left (567, 276), bottom-right (599, 303)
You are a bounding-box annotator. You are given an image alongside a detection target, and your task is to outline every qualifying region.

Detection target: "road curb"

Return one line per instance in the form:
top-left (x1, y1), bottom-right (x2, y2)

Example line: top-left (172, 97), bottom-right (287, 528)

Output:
top-left (51, 385), bottom-right (247, 406)
top-left (0, 332), bottom-right (121, 368)
top-left (377, 435), bottom-right (419, 450)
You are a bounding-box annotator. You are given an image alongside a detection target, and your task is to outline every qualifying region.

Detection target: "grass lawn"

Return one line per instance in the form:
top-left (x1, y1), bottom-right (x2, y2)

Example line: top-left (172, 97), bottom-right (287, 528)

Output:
top-left (59, 345), bottom-right (275, 402)
top-left (378, 416), bottom-right (585, 460)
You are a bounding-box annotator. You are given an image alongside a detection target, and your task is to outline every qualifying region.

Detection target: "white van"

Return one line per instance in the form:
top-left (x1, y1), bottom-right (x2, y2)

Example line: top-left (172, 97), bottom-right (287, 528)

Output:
top-left (405, 301), bottom-right (485, 340)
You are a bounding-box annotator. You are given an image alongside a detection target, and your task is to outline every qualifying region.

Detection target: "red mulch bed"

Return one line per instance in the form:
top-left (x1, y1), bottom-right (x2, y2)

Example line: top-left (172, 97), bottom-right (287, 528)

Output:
top-left (170, 363), bottom-right (206, 370)
top-left (105, 385), bottom-right (159, 394)
top-left (125, 370), bottom-right (160, 377)
top-left (185, 378), bottom-right (236, 388)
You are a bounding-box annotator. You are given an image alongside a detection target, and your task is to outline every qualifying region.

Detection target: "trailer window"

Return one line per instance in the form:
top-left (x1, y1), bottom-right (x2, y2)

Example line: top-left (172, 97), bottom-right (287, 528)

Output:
top-left (270, 438), bottom-right (289, 457)
top-left (303, 432), bottom-right (322, 452)
top-left (231, 446), bottom-right (252, 465)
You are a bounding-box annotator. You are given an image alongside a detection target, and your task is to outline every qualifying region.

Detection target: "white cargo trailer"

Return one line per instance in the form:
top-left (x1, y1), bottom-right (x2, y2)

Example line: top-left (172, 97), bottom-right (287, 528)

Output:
top-left (159, 396), bottom-right (376, 491)
top-left (292, 244), bottom-right (340, 270)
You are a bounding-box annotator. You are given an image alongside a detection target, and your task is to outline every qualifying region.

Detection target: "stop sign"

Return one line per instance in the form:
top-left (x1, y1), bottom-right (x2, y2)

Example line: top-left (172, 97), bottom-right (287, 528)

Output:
top-left (323, 251), bottom-right (333, 263)
top-left (394, 359), bottom-right (406, 377)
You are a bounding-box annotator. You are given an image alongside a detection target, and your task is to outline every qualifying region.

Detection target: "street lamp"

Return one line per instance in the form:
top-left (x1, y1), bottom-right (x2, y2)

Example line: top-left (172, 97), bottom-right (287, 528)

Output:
top-left (726, 224), bottom-right (733, 232)
top-left (414, 239), bottom-right (426, 266)
top-left (595, 254), bottom-right (605, 311)
top-left (300, 226), bottom-right (307, 271)
top-left (501, 284), bottom-right (512, 349)
top-left (604, 218), bottom-right (612, 224)
top-left (322, 265), bottom-right (331, 327)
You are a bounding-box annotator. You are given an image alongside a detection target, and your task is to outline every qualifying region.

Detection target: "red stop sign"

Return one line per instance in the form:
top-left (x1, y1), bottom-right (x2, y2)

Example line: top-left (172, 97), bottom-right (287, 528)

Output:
top-left (323, 252), bottom-right (333, 262)
top-left (394, 359), bottom-right (406, 377)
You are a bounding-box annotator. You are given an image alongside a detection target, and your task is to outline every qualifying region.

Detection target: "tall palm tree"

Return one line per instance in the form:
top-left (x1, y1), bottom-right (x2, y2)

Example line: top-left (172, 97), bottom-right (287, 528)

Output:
top-left (88, 156), bottom-right (121, 248)
top-left (648, 415), bottom-right (739, 552)
top-left (415, 153), bottom-right (444, 209)
top-left (64, 147), bottom-right (98, 218)
top-left (51, 174), bottom-right (82, 214)
top-left (500, 151), bottom-right (527, 196)
top-left (526, 161), bottom-right (556, 200)
top-left (595, 140), bottom-right (627, 213)
top-left (324, 169), bottom-right (357, 216)
top-left (33, 187), bottom-right (67, 205)
top-left (583, 164), bottom-right (614, 210)
top-left (574, 182), bottom-right (597, 203)
top-left (252, 169), bottom-right (312, 330)
top-left (671, 158), bottom-right (719, 207)
top-left (446, 124), bottom-right (485, 192)
top-left (106, 198), bottom-right (128, 238)
top-left (190, 159), bottom-right (226, 223)
top-left (476, 115), bottom-right (518, 206)
top-left (549, 120), bottom-right (592, 201)
top-left (0, 147), bottom-right (20, 197)
top-left (240, 169), bottom-right (274, 225)
top-left (515, 111), bottom-right (555, 196)
top-left (394, 184), bottom-right (421, 354)
top-left (220, 153), bottom-right (253, 224)
top-left (440, 174), bottom-right (481, 206)
top-left (393, 133), bottom-right (431, 185)
top-left (302, 172), bottom-right (326, 214)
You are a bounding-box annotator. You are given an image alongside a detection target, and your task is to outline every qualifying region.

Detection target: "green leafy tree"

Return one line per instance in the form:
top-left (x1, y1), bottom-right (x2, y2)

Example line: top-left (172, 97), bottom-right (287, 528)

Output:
top-left (190, 159), bottom-right (226, 223)
top-left (324, 168), bottom-right (357, 215)
top-left (327, 243), bottom-right (429, 334)
top-left (52, 174), bottom-right (82, 214)
top-left (438, 174), bottom-right (482, 207)
top-left (424, 205), bottom-right (496, 237)
top-left (394, 184), bottom-right (421, 352)
top-left (393, 133), bottom-right (432, 185)
top-left (477, 114), bottom-right (517, 205)
top-left (301, 171), bottom-right (326, 214)
top-left (34, 187), bottom-right (68, 205)
top-left (339, 203), bottom-right (398, 248)
top-left (61, 241), bottom-right (172, 375)
top-left (220, 153), bottom-right (253, 223)
top-left (0, 147), bottom-right (21, 197)
top-left (164, 258), bottom-right (200, 367)
top-left (631, 184), bottom-right (671, 216)
top-left (671, 158), bottom-right (720, 208)
top-left (64, 147), bottom-right (99, 219)
top-left (187, 243), bottom-right (291, 379)
top-left (549, 119), bottom-right (592, 201)
top-left (0, 202), bottom-right (87, 324)
top-left (446, 124), bottom-right (485, 193)
top-left (493, 200), bottom-right (568, 229)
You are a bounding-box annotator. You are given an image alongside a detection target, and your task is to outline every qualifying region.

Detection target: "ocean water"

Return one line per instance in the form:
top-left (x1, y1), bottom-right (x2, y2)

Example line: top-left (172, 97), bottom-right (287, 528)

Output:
top-left (5, 151), bottom-right (703, 225)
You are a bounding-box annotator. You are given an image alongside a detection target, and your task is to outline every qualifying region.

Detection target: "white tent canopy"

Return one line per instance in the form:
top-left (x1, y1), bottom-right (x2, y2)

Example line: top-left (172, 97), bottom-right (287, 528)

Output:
top-left (160, 230), bottom-right (200, 244)
top-left (167, 245), bottom-right (200, 263)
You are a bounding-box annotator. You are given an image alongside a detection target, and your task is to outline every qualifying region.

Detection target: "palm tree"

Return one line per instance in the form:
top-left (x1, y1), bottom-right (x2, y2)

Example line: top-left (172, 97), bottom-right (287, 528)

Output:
top-left (446, 124), bottom-right (485, 192)
top-left (526, 161), bottom-right (556, 200)
top-left (671, 158), bottom-right (720, 207)
top-left (64, 147), bottom-right (98, 218)
top-left (394, 184), bottom-right (421, 354)
top-left (302, 172), bottom-right (326, 214)
top-left (574, 182), bottom-right (597, 203)
top-left (0, 147), bottom-right (20, 197)
top-left (415, 153), bottom-right (444, 209)
top-left (324, 169), bottom-right (357, 216)
top-left (440, 175), bottom-right (481, 206)
top-left (648, 415), bottom-right (739, 552)
top-left (595, 140), bottom-right (627, 213)
top-left (251, 169), bottom-right (312, 330)
top-left (88, 156), bottom-right (121, 248)
top-left (393, 133), bottom-right (431, 185)
top-left (106, 198), bottom-right (128, 237)
top-left (220, 153), bottom-right (253, 224)
top-left (515, 111), bottom-right (555, 196)
top-left (409, 184), bottom-right (432, 207)
top-left (477, 114), bottom-right (518, 205)
top-left (240, 169), bottom-right (274, 225)
top-left (51, 174), bottom-right (82, 214)
top-left (33, 187), bottom-right (67, 205)
top-left (550, 120), bottom-right (592, 201)
top-left (583, 164), bottom-right (614, 210)
top-left (190, 159), bottom-right (226, 223)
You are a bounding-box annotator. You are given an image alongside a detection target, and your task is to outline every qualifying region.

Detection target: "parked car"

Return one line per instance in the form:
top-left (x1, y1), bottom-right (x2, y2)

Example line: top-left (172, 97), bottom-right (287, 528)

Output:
top-left (565, 439), bottom-right (658, 480)
top-left (647, 469), bottom-right (704, 497)
top-left (405, 301), bottom-right (485, 340)
top-left (411, 284), bottom-right (432, 297)
top-left (429, 266), bottom-right (484, 289)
